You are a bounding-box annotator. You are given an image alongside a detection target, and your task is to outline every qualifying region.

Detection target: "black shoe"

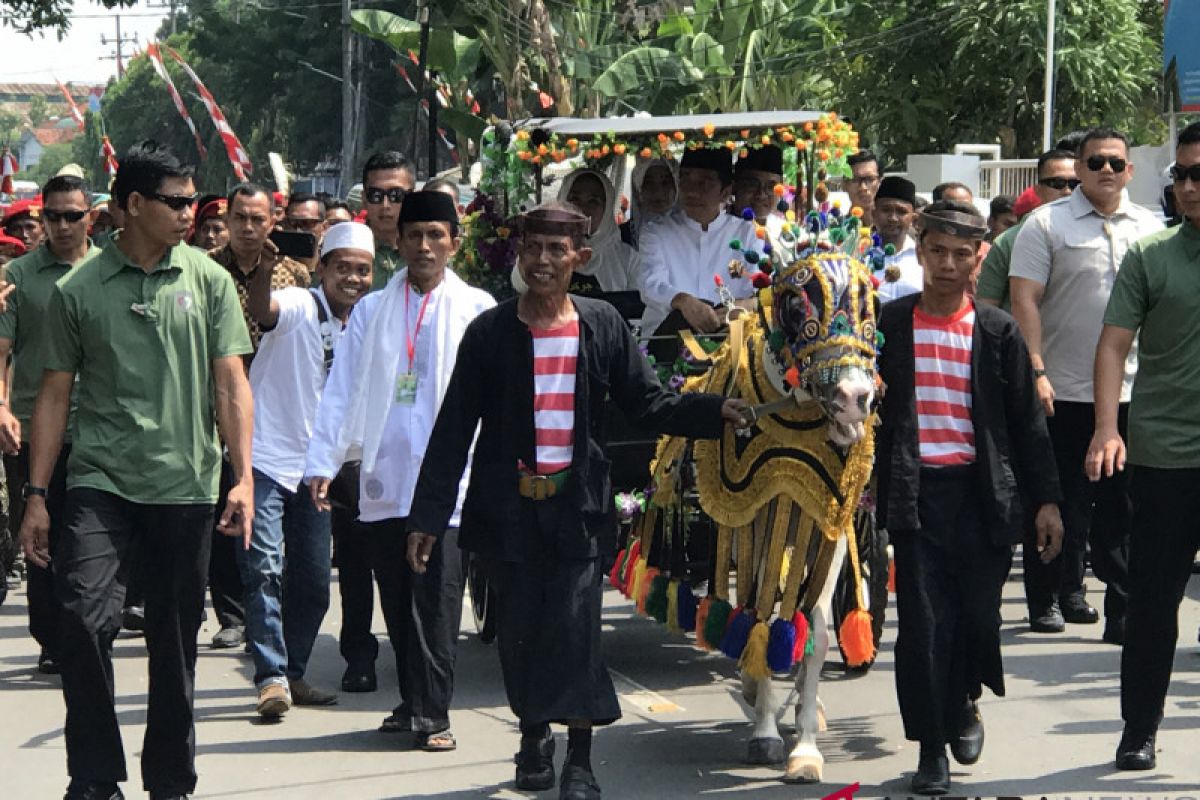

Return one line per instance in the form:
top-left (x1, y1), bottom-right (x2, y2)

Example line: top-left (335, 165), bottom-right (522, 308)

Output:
top-left (559, 764), bottom-right (601, 800)
top-left (911, 745), bottom-right (950, 795)
top-left (515, 731), bottom-right (556, 791)
top-left (1061, 596), bottom-right (1100, 624)
top-left (1115, 726), bottom-right (1156, 770)
top-left (340, 665), bottom-right (377, 693)
top-left (211, 625), bottom-right (245, 649)
top-left (950, 701), bottom-right (984, 765)
top-left (149, 794), bottom-right (190, 800)
top-left (38, 649), bottom-right (61, 675)
top-left (64, 781), bottom-right (124, 800)
top-left (1029, 603), bottom-right (1065, 633)
top-left (1103, 617), bottom-right (1126, 646)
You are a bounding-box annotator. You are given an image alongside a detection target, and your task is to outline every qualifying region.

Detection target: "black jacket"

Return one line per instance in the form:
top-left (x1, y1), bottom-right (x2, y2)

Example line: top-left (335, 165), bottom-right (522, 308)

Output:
top-left (876, 294), bottom-right (1061, 545)
top-left (407, 295), bottom-right (726, 561)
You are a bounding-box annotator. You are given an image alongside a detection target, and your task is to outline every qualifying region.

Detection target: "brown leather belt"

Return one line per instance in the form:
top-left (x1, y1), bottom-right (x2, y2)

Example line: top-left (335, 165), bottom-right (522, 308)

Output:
top-left (517, 469), bottom-right (570, 501)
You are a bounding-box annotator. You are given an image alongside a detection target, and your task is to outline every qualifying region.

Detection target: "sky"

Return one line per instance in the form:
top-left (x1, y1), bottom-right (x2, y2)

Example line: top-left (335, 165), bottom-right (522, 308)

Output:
top-left (0, 2), bottom-right (169, 86)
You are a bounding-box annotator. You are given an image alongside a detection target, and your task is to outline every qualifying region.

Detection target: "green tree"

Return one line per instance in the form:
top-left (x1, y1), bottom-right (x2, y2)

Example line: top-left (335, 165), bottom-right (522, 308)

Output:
top-left (25, 141), bottom-right (73, 184)
top-left (0, 106), bottom-right (22, 147)
top-left (837, 0), bottom-right (1163, 161)
top-left (1, 0), bottom-right (134, 35)
top-left (27, 95), bottom-right (50, 127)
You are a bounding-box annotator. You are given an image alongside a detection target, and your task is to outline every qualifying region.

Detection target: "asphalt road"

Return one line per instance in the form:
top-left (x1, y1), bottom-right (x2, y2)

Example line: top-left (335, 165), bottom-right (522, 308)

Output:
top-left (2, 552), bottom-right (1198, 799)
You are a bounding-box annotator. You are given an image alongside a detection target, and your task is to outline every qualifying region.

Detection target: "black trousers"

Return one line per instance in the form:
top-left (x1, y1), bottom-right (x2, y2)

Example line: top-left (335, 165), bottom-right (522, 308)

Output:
top-left (483, 496), bottom-right (621, 729)
top-left (893, 466), bottom-right (1011, 746)
top-left (333, 506), bottom-right (378, 669)
top-left (4, 444), bottom-right (70, 657)
top-left (364, 518), bottom-right (464, 734)
top-left (1121, 466), bottom-right (1200, 733)
top-left (1034, 401), bottom-right (1130, 621)
top-left (55, 488), bottom-right (214, 795)
top-left (208, 462), bottom-right (244, 628)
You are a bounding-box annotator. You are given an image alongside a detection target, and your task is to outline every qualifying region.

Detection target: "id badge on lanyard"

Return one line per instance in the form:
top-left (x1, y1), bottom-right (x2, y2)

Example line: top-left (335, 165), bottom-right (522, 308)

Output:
top-left (399, 280), bottom-right (432, 406)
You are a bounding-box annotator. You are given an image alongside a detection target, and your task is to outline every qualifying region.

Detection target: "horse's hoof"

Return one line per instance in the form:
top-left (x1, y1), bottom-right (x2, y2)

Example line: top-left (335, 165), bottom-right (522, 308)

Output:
top-left (783, 754), bottom-right (824, 784)
top-left (746, 737), bottom-right (786, 765)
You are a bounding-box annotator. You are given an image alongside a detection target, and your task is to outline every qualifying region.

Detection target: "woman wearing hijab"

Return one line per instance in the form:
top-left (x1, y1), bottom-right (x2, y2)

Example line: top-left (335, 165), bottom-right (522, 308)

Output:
top-left (621, 158), bottom-right (677, 248)
top-left (512, 168), bottom-right (641, 295)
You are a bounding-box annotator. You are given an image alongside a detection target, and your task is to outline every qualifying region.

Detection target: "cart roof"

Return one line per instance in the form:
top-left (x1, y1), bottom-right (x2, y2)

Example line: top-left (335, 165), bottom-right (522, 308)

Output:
top-left (515, 111), bottom-right (825, 137)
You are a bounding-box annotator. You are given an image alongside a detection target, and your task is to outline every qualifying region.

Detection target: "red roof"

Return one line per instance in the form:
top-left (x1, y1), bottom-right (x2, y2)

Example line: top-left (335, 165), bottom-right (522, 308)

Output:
top-left (28, 126), bottom-right (79, 146)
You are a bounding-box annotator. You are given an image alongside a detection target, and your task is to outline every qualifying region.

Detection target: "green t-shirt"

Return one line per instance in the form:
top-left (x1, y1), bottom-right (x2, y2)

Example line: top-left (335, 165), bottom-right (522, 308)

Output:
top-left (43, 239), bottom-right (253, 503)
top-left (975, 220), bottom-right (1024, 311)
top-left (372, 243), bottom-right (404, 292)
top-left (1103, 221), bottom-right (1200, 469)
top-left (0, 243), bottom-right (97, 438)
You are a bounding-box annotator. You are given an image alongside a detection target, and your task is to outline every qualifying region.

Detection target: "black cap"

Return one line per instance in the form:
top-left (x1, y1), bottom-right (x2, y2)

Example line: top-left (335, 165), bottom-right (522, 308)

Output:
top-left (680, 147), bottom-right (734, 184)
top-left (875, 176), bottom-right (916, 207)
top-left (736, 145), bottom-right (783, 176)
top-left (398, 190), bottom-right (459, 225)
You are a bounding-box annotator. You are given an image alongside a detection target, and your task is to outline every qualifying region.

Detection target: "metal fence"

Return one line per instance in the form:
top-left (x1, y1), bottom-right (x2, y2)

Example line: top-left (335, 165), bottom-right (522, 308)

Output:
top-left (978, 159), bottom-right (1038, 200)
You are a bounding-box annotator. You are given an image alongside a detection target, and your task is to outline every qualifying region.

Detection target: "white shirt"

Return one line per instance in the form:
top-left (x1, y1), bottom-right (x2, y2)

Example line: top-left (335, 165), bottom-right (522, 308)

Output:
top-left (638, 207), bottom-right (761, 334)
top-left (305, 281), bottom-right (485, 524)
top-left (1010, 190), bottom-right (1162, 403)
top-left (873, 235), bottom-right (923, 304)
top-left (250, 287), bottom-right (345, 491)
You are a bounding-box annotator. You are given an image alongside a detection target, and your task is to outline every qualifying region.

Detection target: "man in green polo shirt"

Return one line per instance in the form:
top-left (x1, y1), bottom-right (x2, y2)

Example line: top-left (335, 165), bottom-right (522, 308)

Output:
top-left (0, 173), bottom-right (97, 677)
top-left (18, 140), bottom-right (253, 800)
top-left (1086, 121), bottom-right (1200, 774)
top-left (361, 150), bottom-right (415, 291)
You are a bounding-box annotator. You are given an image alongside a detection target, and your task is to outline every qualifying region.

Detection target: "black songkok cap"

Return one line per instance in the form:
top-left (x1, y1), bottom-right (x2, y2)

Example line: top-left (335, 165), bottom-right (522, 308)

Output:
top-left (919, 207), bottom-right (988, 240)
top-left (680, 146), bottom-right (734, 184)
top-left (875, 176), bottom-right (917, 207)
top-left (399, 190), bottom-right (459, 225)
top-left (736, 145), bottom-right (783, 176)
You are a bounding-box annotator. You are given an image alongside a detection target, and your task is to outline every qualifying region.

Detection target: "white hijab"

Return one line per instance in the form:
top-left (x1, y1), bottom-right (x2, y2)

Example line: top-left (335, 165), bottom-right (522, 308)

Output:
top-left (511, 167), bottom-right (641, 294)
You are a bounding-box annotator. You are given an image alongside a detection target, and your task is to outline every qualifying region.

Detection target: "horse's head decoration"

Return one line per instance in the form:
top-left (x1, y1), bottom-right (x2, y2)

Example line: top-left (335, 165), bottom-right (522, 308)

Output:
top-left (739, 208), bottom-right (884, 447)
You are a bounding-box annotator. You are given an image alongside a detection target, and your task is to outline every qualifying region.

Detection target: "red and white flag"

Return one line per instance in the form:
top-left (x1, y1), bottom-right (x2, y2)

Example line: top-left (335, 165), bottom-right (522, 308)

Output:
top-left (101, 136), bottom-right (119, 177)
top-left (146, 42), bottom-right (208, 160)
top-left (164, 44), bottom-right (252, 181)
top-left (54, 78), bottom-right (86, 131)
top-left (1, 148), bottom-right (18, 196)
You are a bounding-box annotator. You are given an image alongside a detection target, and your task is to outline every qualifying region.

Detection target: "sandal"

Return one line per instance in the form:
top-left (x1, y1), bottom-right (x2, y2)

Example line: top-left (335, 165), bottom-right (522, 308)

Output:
top-left (417, 729), bottom-right (457, 752)
top-left (379, 712), bottom-right (411, 733)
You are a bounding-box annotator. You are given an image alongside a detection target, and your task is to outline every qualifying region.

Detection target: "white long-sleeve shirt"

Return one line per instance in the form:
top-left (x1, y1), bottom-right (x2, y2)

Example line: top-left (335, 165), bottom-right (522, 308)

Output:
top-left (304, 278), bottom-right (492, 524)
top-left (638, 207), bottom-right (760, 334)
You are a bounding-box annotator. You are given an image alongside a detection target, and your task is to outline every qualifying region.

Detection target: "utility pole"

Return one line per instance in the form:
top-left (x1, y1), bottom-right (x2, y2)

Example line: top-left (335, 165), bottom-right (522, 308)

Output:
top-left (340, 0), bottom-right (356, 196)
top-left (415, 0), bottom-right (436, 179)
top-left (100, 15), bottom-right (139, 78)
top-left (1041, 0), bottom-right (1057, 151)
top-left (147, 0), bottom-right (180, 36)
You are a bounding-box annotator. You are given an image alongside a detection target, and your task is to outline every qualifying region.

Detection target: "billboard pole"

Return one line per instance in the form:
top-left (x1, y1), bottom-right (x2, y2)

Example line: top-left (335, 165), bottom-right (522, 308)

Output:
top-left (1042, 0), bottom-right (1056, 151)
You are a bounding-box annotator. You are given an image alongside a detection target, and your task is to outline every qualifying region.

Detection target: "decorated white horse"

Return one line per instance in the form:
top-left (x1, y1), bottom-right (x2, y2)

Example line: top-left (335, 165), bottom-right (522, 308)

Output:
top-left (611, 209), bottom-right (883, 783)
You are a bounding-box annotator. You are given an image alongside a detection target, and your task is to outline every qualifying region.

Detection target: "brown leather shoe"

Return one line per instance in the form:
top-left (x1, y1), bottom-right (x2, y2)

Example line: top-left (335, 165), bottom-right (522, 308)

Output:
top-left (256, 682), bottom-right (291, 718)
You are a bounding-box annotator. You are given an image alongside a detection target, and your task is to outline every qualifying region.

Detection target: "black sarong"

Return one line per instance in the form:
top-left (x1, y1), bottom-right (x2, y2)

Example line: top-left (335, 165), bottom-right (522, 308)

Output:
top-left (483, 495), bottom-right (622, 727)
top-left (892, 464), bottom-right (1010, 745)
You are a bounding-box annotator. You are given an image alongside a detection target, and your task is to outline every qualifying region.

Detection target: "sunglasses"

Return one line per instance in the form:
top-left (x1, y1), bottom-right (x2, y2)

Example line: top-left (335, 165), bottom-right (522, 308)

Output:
top-left (1038, 177), bottom-right (1081, 190)
top-left (43, 209), bottom-right (89, 223)
top-left (364, 187), bottom-right (407, 204)
top-left (149, 192), bottom-right (200, 211)
top-left (286, 217), bottom-right (324, 231)
top-left (1169, 162), bottom-right (1200, 182)
top-left (1085, 155), bottom-right (1127, 173)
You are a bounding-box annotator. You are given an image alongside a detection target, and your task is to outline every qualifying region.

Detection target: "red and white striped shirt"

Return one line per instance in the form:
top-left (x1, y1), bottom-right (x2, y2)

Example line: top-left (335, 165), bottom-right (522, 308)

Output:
top-left (530, 316), bottom-right (579, 474)
top-left (913, 302), bottom-right (976, 467)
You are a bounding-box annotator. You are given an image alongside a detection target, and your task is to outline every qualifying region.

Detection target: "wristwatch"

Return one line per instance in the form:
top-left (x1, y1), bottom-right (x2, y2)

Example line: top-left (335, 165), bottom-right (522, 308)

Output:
top-left (21, 483), bottom-right (48, 499)
top-left (1032, 368), bottom-right (1047, 379)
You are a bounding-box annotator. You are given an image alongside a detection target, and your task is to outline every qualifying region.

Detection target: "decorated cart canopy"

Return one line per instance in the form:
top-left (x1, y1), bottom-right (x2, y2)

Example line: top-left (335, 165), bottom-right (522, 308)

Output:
top-left (455, 110), bottom-right (863, 296)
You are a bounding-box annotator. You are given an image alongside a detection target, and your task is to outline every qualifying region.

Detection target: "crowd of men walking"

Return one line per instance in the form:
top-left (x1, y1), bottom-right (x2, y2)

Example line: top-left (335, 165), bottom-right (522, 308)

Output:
top-left (0, 119), bottom-right (1197, 800)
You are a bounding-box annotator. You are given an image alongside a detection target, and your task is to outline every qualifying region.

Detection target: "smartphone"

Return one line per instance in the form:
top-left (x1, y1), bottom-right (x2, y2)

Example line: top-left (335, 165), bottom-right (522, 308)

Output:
top-left (269, 229), bottom-right (318, 260)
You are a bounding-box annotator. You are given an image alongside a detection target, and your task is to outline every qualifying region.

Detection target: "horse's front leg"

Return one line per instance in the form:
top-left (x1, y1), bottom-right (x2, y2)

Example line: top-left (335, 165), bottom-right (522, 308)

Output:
top-left (785, 536), bottom-right (847, 783)
top-left (745, 673), bottom-right (786, 764)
